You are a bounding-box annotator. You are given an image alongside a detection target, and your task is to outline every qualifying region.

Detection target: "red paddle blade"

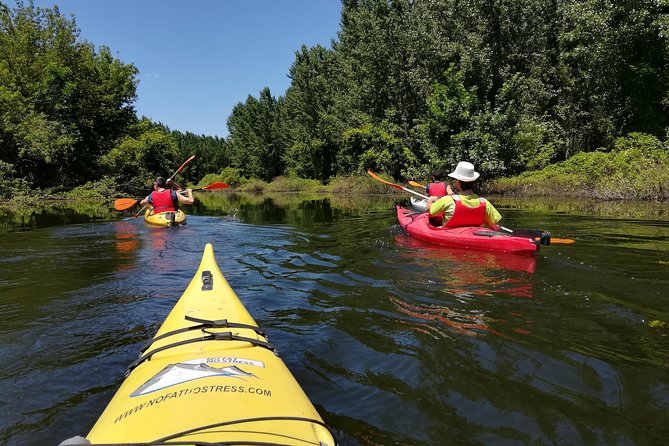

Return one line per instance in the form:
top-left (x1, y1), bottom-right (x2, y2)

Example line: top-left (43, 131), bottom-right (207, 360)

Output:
top-left (114, 198), bottom-right (138, 211)
top-left (203, 182), bottom-right (229, 190)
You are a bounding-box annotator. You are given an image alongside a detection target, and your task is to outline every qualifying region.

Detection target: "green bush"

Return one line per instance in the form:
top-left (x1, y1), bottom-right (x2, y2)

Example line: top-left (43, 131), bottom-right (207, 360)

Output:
top-left (328, 173), bottom-right (405, 196)
top-left (238, 178), bottom-right (268, 192)
top-left (487, 133), bottom-right (669, 200)
top-left (197, 167), bottom-right (248, 188)
top-left (265, 176), bottom-right (326, 192)
top-left (65, 177), bottom-right (119, 199)
top-left (0, 161), bottom-right (31, 199)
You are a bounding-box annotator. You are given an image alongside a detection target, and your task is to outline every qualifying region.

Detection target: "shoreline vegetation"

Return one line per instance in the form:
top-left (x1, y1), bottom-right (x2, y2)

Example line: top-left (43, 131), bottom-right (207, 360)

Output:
top-left (2, 136), bottom-right (668, 214)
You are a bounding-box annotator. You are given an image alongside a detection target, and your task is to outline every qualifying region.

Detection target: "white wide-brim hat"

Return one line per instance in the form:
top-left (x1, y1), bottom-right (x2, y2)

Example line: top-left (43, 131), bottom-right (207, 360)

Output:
top-left (448, 161), bottom-right (480, 181)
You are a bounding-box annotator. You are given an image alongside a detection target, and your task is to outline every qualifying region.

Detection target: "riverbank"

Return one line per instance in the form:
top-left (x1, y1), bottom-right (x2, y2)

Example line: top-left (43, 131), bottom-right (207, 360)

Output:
top-left (485, 139), bottom-right (669, 201)
top-left (3, 139), bottom-right (668, 210)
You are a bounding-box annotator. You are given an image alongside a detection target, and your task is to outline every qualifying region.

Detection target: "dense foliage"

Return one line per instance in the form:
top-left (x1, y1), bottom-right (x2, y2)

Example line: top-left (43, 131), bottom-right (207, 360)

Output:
top-left (487, 133), bottom-right (669, 200)
top-left (1, 0), bottom-right (668, 201)
top-left (0, 1), bottom-right (226, 197)
top-left (0, 1), bottom-right (138, 194)
top-left (226, 0), bottom-right (669, 185)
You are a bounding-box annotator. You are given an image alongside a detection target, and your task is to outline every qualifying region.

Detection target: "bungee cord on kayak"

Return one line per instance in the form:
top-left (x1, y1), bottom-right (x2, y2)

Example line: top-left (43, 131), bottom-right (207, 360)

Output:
top-left (153, 416), bottom-right (337, 444)
top-left (139, 315), bottom-right (269, 354)
top-left (127, 331), bottom-right (277, 374)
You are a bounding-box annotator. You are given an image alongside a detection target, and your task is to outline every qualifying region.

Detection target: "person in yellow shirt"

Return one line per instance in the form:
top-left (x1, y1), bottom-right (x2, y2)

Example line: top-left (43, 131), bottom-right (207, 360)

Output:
top-left (426, 161), bottom-right (502, 229)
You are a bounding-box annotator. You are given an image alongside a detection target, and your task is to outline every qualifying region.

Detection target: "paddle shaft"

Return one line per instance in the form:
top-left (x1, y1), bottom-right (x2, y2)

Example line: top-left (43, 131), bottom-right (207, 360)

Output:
top-left (367, 171), bottom-right (429, 199)
top-left (131, 205), bottom-right (147, 219)
top-left (167, 155), bottom-right (195, 183)
top-left (501, 226), bottom-right (575, 244)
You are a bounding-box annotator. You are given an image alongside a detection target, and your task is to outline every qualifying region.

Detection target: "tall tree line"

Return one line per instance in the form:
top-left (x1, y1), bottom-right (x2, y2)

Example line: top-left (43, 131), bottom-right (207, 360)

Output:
top-left (227, 0), bottom-right (669, 181)
top-left (2, 0), bottom-right (668, 194)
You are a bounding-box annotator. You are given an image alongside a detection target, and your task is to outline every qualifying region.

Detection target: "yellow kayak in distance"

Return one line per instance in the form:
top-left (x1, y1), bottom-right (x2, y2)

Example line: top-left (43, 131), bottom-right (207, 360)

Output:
top-left (143, 208), bottom-right (187, 227)
top-left (86, 243), bottom-right (336, 445)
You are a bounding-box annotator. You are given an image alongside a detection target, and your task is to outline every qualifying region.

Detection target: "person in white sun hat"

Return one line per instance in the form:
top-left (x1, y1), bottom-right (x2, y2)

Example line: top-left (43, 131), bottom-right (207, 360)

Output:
top-left (425, 161), bottom-right (502, 229)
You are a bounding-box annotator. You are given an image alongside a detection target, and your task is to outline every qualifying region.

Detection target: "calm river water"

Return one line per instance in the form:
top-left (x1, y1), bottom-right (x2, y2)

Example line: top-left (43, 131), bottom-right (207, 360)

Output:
top-left (0, 193), bottom-right (668, 445)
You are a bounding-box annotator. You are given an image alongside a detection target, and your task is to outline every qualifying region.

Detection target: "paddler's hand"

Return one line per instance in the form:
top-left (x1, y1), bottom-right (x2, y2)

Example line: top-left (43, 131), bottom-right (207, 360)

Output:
top-left (176, 188), bottom-right (195, 204)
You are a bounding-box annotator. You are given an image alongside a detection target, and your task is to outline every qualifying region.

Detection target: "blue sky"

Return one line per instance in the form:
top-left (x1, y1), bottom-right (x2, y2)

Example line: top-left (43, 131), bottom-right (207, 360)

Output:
top-left (24, 0), bottom-right (343, 137)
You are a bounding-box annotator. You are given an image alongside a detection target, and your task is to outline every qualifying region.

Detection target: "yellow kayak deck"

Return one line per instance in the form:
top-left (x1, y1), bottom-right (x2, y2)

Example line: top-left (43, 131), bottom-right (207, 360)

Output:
top-left (143, 208), bottom-right (187, 226)
top-left (87, 243), bottom-right (335, 445)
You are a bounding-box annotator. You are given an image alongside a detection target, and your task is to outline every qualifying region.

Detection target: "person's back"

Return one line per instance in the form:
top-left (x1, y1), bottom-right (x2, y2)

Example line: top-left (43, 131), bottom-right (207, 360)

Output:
top-left (426, 162), bottom-right (502, 230)
top-left (425, 168), bottom-right (447, 197)
top-left (140, 176), bottom-right (194, 213)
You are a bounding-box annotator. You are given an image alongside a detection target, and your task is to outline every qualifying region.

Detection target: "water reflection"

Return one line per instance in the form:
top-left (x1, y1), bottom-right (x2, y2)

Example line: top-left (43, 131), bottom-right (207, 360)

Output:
top-left (390, 295), bottom-right (506, 338)
top-left (395, 234), bottom-right (538, 273)
top-left (112, 221), bottom-right (141, 271)
top-left (393, 234), bottom-right (536, 299)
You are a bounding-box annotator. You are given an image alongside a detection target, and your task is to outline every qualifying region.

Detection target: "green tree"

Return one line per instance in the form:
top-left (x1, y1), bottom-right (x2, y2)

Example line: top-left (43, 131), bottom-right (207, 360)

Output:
top-left (0, 1), bottom-right (137, 189)
top-left (100, 119), bottom-right (179, 191)
top-left (338, 123), bottom-right (418, 179)
top-left (558, 0), bottom-right (669, 155)
top-left (169, 129), bottom-right (230, 184)
top-left (227, 87), bottom-right (287, 181)
top-left (283, 44), bottom-right (340, 180)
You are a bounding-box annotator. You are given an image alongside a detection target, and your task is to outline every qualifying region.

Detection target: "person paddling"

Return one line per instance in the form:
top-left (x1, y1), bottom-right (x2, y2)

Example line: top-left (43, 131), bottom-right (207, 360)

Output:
top-left (140, 176), bottom-right (194, 214)
top-left (426, 161), bottom-right (502, 230)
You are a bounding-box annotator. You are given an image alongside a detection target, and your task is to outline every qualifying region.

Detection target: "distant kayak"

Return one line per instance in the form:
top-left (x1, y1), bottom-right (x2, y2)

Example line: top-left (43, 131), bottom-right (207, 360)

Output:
top-left (84, 243), bottom-right (336, 445)
top-left (396, 206), bottom-right (541, 255)
top-left (144, 208), bottom-right (186, 227)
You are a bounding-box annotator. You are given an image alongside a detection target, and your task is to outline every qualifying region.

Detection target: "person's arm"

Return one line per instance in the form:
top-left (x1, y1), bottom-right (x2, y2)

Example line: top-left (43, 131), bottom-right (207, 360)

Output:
top-left (139, 195), bottom-right (150, 206)
top-left (176, 188), bottom-right (194, 204)
top-left (484, 200), bottom-right (503, 230)
top-left (426, 196), bottom-right (439, 213)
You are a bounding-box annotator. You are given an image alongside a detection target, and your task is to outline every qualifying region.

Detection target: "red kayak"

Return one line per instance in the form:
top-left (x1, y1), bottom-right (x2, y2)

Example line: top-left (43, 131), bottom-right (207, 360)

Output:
top-left (396, 206), bottom-right (542, 255)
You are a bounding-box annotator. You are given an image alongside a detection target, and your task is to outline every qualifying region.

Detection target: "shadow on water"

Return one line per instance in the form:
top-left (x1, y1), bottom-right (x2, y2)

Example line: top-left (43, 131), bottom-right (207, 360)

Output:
top-left (0, 192), bottom-right (668, 445)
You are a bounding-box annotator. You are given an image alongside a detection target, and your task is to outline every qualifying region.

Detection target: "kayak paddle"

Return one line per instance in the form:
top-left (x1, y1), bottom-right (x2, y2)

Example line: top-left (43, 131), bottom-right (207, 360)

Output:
top-left (129, 205), bottom-right (148, 219)
top-left (114, 155), bottom-right (195, 212)
top-left (408, 180), bottom-right (426, 188)
top-left (546, 238), bottom-right (575, 244)
top-left (114, 198), bottom-right (139, 211)
top-left (367, 171), bottom-right (429, 200)
top-left (168, 155), bottom-right (195, 183)
top-left (114, 182), bottom-right (227, 212)
top-left (501, 226), bottom-right (575, 245)
top-left (191, 182), bottom-right (229, 192)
